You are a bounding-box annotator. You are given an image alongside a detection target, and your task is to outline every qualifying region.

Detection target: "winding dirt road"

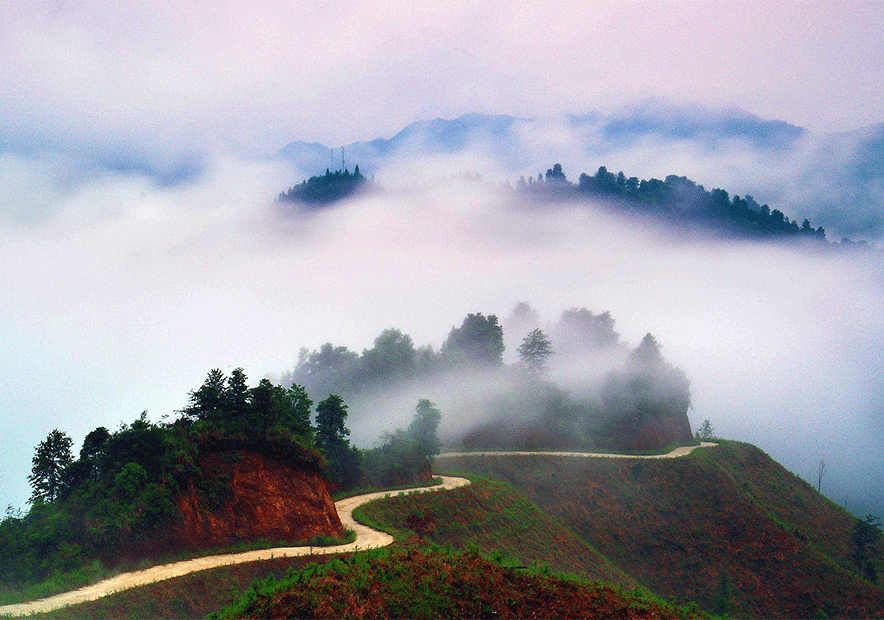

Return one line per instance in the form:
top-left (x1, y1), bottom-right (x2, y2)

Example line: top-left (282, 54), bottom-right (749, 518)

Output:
top-left (0, 476), bottom-right (470, 617)
top-left (0, 442), bottom-right (714, 617)
top-left (438, 442), bottom-right (717, 460)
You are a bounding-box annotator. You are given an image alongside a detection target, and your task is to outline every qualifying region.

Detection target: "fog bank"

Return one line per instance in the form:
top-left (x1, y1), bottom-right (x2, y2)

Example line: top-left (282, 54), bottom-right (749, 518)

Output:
top-left (1, 156), bottom-right (882, 517)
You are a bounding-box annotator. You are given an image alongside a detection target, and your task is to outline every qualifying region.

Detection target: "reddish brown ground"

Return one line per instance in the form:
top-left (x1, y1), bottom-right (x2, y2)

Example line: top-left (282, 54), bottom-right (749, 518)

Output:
top-left (174, 450), bottom-right (343, 548)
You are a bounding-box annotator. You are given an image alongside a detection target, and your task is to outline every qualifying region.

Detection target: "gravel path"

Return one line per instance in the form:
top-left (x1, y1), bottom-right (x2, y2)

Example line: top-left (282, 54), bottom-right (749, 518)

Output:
top-left (0, 442), bottom-right (715, 616)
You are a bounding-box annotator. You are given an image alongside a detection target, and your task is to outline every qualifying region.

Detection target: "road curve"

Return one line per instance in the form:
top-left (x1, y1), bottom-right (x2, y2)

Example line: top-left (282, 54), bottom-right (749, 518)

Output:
top-left (438, 441), bottom-right (718, 460)
top-left (0, 442), bottom-right (716, 616)
top-left (0, 475), bottom-right (471, 617)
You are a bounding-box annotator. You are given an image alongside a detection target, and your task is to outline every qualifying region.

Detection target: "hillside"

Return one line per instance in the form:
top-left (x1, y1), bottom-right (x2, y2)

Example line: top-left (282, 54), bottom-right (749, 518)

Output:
top-left (212, 547), bottom-right (707, 620)
top-left (355, 476), bottom-right (635, 588)
top-left (439, 441), bottom-right (884, 619)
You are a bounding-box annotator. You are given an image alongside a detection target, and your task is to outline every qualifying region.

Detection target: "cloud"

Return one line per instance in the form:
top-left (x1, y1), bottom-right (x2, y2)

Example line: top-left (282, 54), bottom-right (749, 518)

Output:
top-left (1, 157), bottom-right (882, 517)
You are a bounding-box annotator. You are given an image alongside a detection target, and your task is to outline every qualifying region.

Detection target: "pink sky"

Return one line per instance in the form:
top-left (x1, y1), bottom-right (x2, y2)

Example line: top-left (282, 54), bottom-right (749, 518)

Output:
top-left (1, 0), bottom-right (882, 153)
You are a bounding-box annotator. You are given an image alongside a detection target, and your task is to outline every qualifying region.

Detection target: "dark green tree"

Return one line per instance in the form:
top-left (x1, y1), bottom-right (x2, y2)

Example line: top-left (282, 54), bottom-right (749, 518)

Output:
top-left (285, 383), bottom-right (314, 437)
top-left (517, 328), bottom-right (554, 375)
top-left (315, 394), bottom-right (361, 488)
top-left (292, 343), bottom-right (360, 399)
top-left (360, 328), bottom-right (416, 385)
top-left (442, 313), bottom-right (505, 366)
top-left (224, 368), bottom-right (250, 422)
top-left (362, 399), bottom-right (443, 487)
top-left (28, 429), bottom-right (74, 504)
top-left (80, 426), bottom-right (110, 462)
top-left (183, 368), bottom-right (227, 422)
top-left (409, 399), bottom-right (442, 458)
top-left (249, 378), bottom-right (282, 433)
top-left (70, 426), bottom-right (110, 484)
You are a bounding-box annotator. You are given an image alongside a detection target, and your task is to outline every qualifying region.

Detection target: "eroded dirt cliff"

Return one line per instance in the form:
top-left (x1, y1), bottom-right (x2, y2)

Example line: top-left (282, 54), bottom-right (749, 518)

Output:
top-left (174, 450), bottom-right (344, 548)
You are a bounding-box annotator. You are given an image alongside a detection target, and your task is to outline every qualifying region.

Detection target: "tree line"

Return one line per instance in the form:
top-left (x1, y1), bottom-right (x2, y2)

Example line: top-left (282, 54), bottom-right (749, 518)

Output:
top-left (286, 307), bottom-right (692, 452)
top-left (517, 163), bottom-right (830, 241)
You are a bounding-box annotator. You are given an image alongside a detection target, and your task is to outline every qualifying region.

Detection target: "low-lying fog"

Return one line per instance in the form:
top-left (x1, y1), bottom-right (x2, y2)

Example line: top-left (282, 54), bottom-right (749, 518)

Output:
top-left (1, 154), bottom-right (882, 517)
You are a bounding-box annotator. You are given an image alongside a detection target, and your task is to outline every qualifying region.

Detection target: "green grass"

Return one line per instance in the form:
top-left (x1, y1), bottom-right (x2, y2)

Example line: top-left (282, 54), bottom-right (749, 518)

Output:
top-left (353, 473), bottom-right (637, 588)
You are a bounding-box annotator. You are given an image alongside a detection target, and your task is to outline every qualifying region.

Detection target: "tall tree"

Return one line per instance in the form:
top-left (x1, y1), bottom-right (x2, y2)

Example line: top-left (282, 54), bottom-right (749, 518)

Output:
top-left (315, 394), bottom-right (361, 488)
top-left (28, 429), bottom-right (74, 504)
top-left (852, 514), bottom-right (882, 582)
top-left (286, 384), bottom-right (314, 437)
top-left (554, 307), bottom-right (620, 353)
top-left (360, 328), bottom-right (416, 385)
top-left (517, 328), bottom-right (554, 376)
top-left (224, 368), bottom-right (250, 422)
top-left (409, 399), bottom-right (442, 458)
top-left (183, 368), bottom-right (226, 422)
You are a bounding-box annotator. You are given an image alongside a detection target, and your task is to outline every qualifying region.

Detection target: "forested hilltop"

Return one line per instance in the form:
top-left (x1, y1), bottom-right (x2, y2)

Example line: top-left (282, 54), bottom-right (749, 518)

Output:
top-left (276, 161), bottom-right (875, 248)
top-left (285, 304), bottom-right (693, 453)
top-left (277, 166), bottom-right (371, 205)
top-left (519, 163), bottom-right (835, 242)
top-left (0, 362), bottom-right (447, 604)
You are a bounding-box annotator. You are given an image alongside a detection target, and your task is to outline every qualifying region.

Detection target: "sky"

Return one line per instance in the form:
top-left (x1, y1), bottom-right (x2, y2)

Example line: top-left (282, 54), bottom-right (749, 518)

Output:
top-left (2, 1), bottom-right (883, 157)
top-left (1, 0), bottom-right (884, 513)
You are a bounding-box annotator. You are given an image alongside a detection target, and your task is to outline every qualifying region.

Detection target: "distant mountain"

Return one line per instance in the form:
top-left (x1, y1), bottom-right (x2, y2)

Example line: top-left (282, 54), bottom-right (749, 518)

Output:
top-left (597, 99), bottom-right (807, 149)
top-left (278, 112), bottom-right (525, 174)
top-left (277, 106), bottom-right (804, 178)
top-left (276, 103), bottom-right (884, 242)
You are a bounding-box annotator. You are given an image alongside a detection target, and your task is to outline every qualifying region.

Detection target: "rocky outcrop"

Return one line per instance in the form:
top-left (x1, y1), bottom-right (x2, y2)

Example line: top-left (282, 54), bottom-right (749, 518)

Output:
top-left (173, 450), bottom-right (343, 548)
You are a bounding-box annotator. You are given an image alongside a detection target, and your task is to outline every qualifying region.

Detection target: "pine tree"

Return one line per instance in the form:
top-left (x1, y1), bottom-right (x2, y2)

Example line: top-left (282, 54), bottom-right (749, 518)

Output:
top-left (28, 429), bottom-right (74, 503)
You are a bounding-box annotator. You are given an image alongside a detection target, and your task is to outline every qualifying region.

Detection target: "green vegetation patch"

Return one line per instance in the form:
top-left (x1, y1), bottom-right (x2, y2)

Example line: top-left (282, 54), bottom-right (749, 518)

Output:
top-left (355, 475), bottom-right (636, 588)
top-left (211, 547), bottom-right (706, 620)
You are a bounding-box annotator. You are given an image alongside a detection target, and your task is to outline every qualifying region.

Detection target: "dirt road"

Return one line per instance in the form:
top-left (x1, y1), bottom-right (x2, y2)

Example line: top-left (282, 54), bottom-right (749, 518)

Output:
top-left (438, 442), bottom-right (717, 460)
top-left (0, 442), bottom-right (715, 616)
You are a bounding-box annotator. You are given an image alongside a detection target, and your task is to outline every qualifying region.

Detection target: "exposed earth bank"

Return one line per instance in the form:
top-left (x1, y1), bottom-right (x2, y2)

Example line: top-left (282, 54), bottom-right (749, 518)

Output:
top-left (174, 450), bottom-right (343, 548)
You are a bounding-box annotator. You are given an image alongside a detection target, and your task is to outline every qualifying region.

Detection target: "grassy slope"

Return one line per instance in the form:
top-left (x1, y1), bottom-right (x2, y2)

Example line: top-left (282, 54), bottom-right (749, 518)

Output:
top-left (212, 547), bottom-right (707, 620)
top-left (440, 441), bottom-right (884, 619)
top-left (356, 475), bottom-right (636, 589)
top-left (25, 555), bottom-right (342, 620)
